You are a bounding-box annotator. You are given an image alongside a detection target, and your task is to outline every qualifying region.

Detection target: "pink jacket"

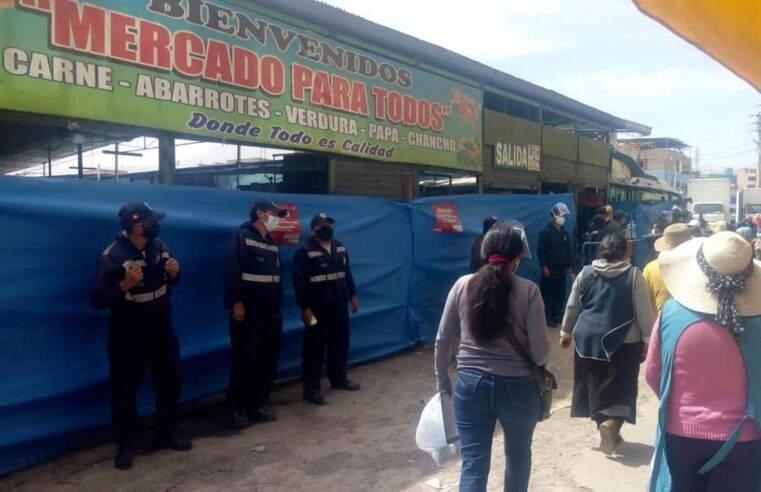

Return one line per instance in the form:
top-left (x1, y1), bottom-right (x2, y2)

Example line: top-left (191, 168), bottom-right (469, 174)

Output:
top-left (646, 318), bottom-right (760, 441)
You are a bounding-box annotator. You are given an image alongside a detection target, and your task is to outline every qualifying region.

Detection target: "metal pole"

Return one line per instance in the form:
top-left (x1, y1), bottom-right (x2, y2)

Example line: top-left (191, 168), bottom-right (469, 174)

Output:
top-left (236, 144), bottom-right (241, 189)
top-left (114, 142), bottom-right (119, 181)
top-left (77, 144), bottom-right (83, 178)
top-left (47, 146), bottom-right (52, 177)
top-left (158, 133), bottom-right (176, 184)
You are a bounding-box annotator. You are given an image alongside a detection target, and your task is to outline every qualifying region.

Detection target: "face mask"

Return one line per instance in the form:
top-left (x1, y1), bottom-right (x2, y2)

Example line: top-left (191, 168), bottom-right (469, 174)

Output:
top-left (556, 216), bottom-right (566, 227)
top-left (264, 214), bottom-right (280, 232)
top-left (316, 227), bottom-right (334, 241)
top-left (142, 222), bottom-right (160, 240)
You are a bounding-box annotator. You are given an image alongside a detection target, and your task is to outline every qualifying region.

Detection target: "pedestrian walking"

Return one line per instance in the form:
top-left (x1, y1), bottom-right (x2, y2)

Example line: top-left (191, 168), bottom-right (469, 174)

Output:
top-left (560, 232), bottom-right (655, 455)
top-left (224, 200), bottom-right (287, 429)
top-left (90, 202), bottom-right (191, 470)
top-left (293, 213), bottom-right (360, 405)
top-left (643, 223), bottom-right (692, 313)
top-left (537, 202), bottom-right (573, 326)
top-left (435, 221), bottom-right (547, 492)
top-left (647, 232), bottom-right (761, 492)
top-left (470, 215), bottom-right (498, 273)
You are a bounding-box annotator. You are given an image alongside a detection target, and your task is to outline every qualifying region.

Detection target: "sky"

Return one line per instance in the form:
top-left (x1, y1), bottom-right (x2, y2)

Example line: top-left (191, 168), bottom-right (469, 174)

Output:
top-left (16, 0), bottom-right (759, 176)
top-left (319, 0), bottom-right (760, 172)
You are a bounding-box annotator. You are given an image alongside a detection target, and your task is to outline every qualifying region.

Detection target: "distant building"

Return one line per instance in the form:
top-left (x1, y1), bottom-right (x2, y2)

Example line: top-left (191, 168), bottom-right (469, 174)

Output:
top-left (736, 167), bottom-right (759, 190)
top-left (617, 138), bottom-right (691, 194)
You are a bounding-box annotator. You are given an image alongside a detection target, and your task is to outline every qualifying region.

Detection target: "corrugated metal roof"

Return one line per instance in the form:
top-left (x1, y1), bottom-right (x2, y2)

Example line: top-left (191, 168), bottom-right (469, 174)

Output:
top-left (252, 0), bottom-right (651, 134)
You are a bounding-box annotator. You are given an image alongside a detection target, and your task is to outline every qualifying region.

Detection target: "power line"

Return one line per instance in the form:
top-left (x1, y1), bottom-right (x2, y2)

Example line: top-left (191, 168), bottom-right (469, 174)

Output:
top-left (699, 148), bottom-right (756, 161)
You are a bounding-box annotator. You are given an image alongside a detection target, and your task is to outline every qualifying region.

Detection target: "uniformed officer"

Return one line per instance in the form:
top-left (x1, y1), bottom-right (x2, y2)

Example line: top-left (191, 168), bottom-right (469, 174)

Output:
top-left (90, 202), bottom-right (191, 470)
top-left (224, 200), bottom-right (287, 429)
top-left (537, 202), bottom-right (574, 326)
top-left (293, 213), bottom-right (360, 405)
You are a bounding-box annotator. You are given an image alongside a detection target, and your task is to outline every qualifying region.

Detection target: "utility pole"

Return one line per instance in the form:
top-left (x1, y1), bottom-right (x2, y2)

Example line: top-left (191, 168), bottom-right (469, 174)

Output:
top-left (695, 146), bottom-right (700, 177)
top-left (754, 112), bottom-right (761, 183)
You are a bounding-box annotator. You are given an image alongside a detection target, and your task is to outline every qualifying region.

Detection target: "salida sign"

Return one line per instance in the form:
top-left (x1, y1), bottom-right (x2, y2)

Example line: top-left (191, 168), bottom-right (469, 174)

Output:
top-left (0, 0), bottom-right (483, 171)
top-left (494, 142), bottom-right (540, 172)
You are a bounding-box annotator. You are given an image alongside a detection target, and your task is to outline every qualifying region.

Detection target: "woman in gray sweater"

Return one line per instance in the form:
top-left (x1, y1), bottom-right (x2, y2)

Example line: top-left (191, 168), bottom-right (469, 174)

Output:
top-left (435, 222), bottom-right (550, 492)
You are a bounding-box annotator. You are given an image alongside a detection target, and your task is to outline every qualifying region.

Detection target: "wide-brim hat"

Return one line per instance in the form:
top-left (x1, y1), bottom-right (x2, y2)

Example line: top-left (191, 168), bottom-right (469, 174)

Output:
top-left (654, 223), bottom-right (693, 252)
top-left (659, 232), bottom-right (761, 316)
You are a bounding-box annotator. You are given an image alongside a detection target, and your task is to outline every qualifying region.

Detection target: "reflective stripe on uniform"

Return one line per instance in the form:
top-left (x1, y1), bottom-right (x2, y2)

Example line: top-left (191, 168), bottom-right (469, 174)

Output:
top-left (307, 251), bottom-right (323, 258)
top-left (124, 284), bottom-right (167, 303)
top-left (242, 273), bottom-right (281, 283)
top-left (122, 259), bottom-right (147, 269)
top-left (309, 272), bottom-right (346, 283)
top-left (336, 246), bottom-right (346, 253)
top-left (244, 238), bottom-right (278, 252)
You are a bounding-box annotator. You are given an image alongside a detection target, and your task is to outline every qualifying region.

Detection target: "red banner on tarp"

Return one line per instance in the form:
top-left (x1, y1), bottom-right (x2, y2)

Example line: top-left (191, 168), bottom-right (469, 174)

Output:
top-left (270, 203), bottom-right (302, 245)
top-left (432, 203), bottom-right (463, 233)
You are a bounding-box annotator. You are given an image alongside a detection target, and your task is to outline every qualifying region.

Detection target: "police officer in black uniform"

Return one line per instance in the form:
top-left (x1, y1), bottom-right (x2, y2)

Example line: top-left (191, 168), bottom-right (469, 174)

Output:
top-left (537, 202), bottom-right (574, 326)
top-left (224, 200), bottom-right (287, 429)
top-left (293, 213), bottom-right (360, 405)
top-left (90, 202), bottom-right (191, 470)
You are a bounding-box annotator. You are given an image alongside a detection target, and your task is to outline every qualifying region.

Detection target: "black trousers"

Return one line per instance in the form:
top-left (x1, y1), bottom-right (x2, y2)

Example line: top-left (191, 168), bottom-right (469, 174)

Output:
top-left (665, 433), bottom-right (761, 492)
top-left (540, 267), bottom-right (567, 323)
top-left (302, 303), bottom-right (350, 396)
top-left (228, 305), bottom-right (283, 412)
top-left (107, 316), bottom-right (181, 448)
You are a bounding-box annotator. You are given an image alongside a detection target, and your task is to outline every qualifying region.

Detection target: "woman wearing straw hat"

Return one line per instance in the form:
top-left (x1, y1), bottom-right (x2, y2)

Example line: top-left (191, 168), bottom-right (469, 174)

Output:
top-left (646, 232), bottom-right (761, 491)
top-left (560, 232), bottom-right (655, 455)
top-left (643, 223), bottom-right (693, 314)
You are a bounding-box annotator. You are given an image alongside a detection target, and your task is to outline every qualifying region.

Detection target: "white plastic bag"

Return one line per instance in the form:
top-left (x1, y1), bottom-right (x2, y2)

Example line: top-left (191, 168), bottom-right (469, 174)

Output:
top-left (415, 392), bottom-right (459, 466)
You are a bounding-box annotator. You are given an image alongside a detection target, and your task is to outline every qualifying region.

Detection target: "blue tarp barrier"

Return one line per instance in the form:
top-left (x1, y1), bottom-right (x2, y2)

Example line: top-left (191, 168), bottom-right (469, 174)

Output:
top-left (0, 177), bottom-right (575, 475)
top-left (611, 200), bottom-right (673, 239)
top-left (0, 177), bottom-right (414, 476)
top-left (409, 194), bottom-right (576, 341)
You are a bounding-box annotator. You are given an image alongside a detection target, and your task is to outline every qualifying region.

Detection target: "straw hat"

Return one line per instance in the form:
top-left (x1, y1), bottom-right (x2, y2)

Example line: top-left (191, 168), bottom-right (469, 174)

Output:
top-left (659, 232), bottom-right (761, 316)
top-left (654, 223), bottom-right (693, 252)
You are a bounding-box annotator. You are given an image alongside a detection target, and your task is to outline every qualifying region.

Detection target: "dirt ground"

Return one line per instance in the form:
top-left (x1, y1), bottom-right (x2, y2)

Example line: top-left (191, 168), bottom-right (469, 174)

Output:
top-left (0, 328), bottom-right (656, 492)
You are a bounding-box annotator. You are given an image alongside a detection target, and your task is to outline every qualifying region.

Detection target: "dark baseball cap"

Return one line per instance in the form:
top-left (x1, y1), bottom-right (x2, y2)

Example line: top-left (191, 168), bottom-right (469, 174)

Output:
top-left (118, 202), bottom-right (165, 227)
top-left (311, 212), bottom-right (335, 229)
top-left (251, 200), bottom-right (287, 218)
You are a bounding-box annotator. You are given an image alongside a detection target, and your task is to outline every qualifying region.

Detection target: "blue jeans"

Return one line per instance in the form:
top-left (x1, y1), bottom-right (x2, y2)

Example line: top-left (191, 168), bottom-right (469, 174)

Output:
top-left (454, 368), bottom-right (540, 492)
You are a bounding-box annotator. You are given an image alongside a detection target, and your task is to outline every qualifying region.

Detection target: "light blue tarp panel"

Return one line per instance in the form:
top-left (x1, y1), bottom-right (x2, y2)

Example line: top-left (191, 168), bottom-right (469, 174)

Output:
top-left (611, 200), bottom-right (673, 239)
top-left (409, 194), bottom-right (576, 342)
top-left (0, 177), bottom-right (413, 476)
top-left (0, 177), bottom-right (577, 475)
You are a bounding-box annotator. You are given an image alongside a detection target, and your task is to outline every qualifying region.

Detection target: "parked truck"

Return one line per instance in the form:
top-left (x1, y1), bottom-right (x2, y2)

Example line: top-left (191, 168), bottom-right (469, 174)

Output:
top-left (688, 178), bottom-right (731, 232)
top-left (736, 188), bottom-right (761, 223)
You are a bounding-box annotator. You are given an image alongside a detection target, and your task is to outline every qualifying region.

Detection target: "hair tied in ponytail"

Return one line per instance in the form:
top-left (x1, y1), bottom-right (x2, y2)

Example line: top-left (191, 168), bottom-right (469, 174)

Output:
top-left (488, 255), bottom-right (508, 266)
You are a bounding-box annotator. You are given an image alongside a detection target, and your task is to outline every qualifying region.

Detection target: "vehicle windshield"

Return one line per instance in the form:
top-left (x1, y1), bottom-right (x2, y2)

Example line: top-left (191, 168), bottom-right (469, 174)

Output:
top-left (746, 204), bottom-right (761, 214)
top-left (693, 203), bottom-right (725, 215)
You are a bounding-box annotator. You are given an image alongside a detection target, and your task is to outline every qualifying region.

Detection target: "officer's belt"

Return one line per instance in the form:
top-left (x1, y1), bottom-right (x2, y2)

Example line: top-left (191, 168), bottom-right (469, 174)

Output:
top-left (242, 273), bottom-right (281, 283)
top-left (309, 272), bottom-right (346, 283)
top-left (125, 284), bottom-right (167, 303)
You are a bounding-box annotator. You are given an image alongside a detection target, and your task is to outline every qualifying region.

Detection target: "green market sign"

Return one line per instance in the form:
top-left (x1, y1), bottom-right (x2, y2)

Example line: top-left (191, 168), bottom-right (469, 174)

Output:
top-left (0, 0), bottom-right (483, 171)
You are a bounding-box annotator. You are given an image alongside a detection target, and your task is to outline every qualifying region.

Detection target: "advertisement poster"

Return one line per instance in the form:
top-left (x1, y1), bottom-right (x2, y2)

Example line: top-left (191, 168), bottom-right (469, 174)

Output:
top-left (0, 0), bottom-right (483, 171)
top-left (269, 202), bottom-right (301, 245)
top-left (432, 203), bottom-right (463, 233)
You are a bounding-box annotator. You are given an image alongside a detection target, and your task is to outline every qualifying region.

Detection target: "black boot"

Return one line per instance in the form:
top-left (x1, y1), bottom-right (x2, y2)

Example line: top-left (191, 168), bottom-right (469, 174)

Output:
top-left (303, 392), bottom-right (326, 405)
top-left (154, 430), bottom-right (192, 452)
top-left (331, 379), bottom-right (361, 391)
top-left (230, 409), bottom-right (251, 430)
top-left (114, 445), bottom-right (133, 470)
top-left (248, 408), bottom-right (277, 424)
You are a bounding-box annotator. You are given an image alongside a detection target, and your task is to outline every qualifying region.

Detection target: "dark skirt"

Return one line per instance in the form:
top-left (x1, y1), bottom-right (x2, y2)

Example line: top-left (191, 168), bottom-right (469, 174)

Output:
top-left (571, 341), bottom-right (643, 424)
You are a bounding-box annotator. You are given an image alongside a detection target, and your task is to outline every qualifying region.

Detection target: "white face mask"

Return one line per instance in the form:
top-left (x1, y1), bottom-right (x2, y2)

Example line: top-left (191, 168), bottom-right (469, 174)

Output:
top-left (264, 214), bottom-right (280, 232)
top-left (556, 216), bottom-right (566, 227)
